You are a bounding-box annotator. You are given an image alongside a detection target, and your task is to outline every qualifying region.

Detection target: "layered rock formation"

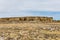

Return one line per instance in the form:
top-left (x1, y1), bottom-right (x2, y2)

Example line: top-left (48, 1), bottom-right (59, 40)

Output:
top-left (0, 16), bottom-right (60, 40)
top-left (0, 16), bottom-right (53, 23)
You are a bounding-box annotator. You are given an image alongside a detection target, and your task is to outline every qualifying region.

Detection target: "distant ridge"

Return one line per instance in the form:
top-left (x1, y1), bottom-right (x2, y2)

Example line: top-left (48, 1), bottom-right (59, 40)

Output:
top-left (0, 16), bottom-right (59, 23)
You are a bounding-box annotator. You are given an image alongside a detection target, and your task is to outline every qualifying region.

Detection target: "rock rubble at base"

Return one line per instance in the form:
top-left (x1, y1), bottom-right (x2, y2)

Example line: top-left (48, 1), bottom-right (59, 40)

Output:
top-left (0, 26), bottom-right (60, 40)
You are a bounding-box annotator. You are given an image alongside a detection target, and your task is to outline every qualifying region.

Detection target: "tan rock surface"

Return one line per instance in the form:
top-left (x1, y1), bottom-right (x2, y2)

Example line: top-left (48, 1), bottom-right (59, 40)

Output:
top-left (0, 16), bottom-right (60, 40)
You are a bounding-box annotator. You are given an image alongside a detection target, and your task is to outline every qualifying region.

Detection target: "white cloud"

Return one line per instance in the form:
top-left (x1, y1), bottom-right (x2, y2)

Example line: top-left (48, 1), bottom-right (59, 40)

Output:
top-left (0, 0), bottom-right (60, 19)
top-left (0, 0), bottom-right (60, 12)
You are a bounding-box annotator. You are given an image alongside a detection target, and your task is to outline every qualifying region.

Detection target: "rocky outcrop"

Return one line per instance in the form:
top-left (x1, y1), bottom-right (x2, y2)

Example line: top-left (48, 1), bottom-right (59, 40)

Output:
top-left (0, 16), bottom-right (53, 23)
top-left (0, 16), bottom-right (60, 40)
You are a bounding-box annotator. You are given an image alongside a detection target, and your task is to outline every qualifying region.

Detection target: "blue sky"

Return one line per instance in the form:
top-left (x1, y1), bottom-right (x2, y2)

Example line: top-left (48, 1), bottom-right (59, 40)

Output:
top-left (0, 0), bottom-right (60, 20)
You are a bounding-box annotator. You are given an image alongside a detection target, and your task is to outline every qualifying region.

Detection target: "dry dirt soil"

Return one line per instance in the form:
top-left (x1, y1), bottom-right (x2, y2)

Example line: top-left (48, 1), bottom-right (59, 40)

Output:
top-left (0, 22), bottom-right (60, 40)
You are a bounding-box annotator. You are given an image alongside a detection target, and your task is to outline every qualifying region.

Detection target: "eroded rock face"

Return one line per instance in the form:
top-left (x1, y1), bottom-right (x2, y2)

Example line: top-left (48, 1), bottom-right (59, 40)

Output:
top-left (0, 16), bottom-right (53, 23)
top-left (0, 17), bottom-right (60, 40)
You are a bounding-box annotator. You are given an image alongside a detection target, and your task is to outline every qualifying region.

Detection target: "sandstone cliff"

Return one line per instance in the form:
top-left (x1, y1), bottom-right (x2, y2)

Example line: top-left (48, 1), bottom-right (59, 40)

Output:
top-left (0, 16), bottom-right (60, 40)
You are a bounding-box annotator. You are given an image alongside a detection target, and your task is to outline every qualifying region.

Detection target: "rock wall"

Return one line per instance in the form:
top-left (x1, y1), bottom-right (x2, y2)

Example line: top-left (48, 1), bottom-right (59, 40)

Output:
top-left (0, 16), bottom-right (53, 23)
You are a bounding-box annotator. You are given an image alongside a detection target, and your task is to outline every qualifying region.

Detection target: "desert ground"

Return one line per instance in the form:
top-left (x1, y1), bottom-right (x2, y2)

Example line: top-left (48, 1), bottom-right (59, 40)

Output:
top-left (0, 22), bottom-right (60, 40)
